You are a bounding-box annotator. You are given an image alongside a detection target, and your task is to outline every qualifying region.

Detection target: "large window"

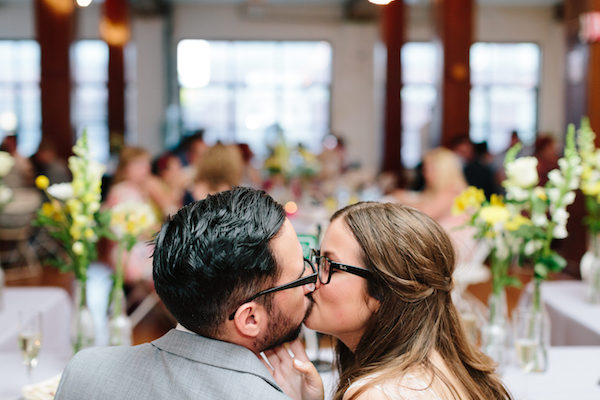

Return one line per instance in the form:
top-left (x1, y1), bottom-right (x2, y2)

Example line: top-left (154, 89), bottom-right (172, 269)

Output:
top-left (401, 41), bottom-right (541, 166)
top-left (470, 42), bottom-right (540, 153)
top-left (71, 40), bottom-right (109, 163)
top-left (0, 40), bottom-right (41, 157)
top-left (177, 40), bottom-right (332, 157)
top-left (401, 42), bottom-right (437, 168)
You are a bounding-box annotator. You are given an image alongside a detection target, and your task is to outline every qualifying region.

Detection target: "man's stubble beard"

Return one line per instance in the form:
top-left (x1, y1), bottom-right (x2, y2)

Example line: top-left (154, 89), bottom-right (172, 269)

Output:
top-left (257, 294), bottom-right (315, 352)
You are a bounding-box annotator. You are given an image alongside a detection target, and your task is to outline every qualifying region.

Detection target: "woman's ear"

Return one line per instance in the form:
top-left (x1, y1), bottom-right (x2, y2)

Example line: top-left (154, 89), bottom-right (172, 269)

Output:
top-left (232, 302), bottom-right (266, 338)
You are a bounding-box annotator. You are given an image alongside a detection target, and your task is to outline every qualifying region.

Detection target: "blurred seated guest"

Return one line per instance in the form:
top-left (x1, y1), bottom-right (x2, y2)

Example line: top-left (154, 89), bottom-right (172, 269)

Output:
top-left (0, 133), bottom-right (34, 188)
top-left (450, 135), bottom-right (496, 198)
top-left (391, 147), bottom-right (476, 265)
top-left (175, 130), bottom-right (209, 186)
top-left (392, 147), bottom-right (467, 221)
top-left (191, 143), bottom-right (243, 201)
top-left (55, 187), bottom-right (319, 400)
top-left (104, 147), bottom-right (171, 283)
top-left (30, 142), bottom-right (70, 184)
top-left (152, 151), bottom-right (192, 207)
top-left (237, 143), bottom-right (262, 188)
top-left (534, 134), bottom-right (559, 186)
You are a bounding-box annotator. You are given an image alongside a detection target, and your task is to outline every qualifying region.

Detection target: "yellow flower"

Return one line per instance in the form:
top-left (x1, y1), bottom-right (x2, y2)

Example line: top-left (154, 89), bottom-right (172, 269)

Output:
top-left (84, 228), bottom-right (96, 240)
top-left (479, 205), bottom-right (510, 226)
top-left (66, 199), bottom-right (83, 215)
top-left (35, 175), bottom-right (49, 190)
top-left (70, 225), bottom-right (82, 240)
top-left (41, 202), bottom-right (54, 218)
top-left (452, 186), bottom-right (485, 215)
top-left (582, 181), bottom-right (600, 197)
top-left (490, 194), bottom-right (504, 207)
top-left (505, 214), bottom-right (532, 231)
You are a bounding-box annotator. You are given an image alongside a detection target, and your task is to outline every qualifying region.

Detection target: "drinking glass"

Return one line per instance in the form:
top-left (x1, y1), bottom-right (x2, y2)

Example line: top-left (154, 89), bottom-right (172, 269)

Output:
top-left (17, 311), bottom-right (42, 378)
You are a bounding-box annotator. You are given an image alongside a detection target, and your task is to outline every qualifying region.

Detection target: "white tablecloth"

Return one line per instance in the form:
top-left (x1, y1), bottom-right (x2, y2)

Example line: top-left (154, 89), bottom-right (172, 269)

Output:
top-left (0, 287), bottom-right (71, 356)
top-left (0, 352), bottom-right (69, 400)
top-left (321, 347), bottom-right (600, 400)
top-left (542, 281), bottom-right (600, 346)
top-left (502, 346), bottom-right (600, 399)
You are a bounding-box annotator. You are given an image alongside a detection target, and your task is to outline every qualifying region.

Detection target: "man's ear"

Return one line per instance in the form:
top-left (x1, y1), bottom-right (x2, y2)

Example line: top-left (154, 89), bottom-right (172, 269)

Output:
top-left (232, 302), bottom-right (267, 338)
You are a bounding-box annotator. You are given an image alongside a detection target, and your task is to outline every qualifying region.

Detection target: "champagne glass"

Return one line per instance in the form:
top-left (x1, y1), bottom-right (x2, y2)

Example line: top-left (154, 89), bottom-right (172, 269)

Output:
top-left (17, 311), bottom-right (42, 378)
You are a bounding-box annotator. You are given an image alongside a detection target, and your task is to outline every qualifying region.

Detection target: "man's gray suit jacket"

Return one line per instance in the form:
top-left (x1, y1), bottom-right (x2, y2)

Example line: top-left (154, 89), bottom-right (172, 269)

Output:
top-left (54, 329), bottom-right (290, 399)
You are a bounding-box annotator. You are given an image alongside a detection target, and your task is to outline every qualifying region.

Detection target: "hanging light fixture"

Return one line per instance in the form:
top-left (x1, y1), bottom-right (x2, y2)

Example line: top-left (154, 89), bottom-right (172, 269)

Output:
top-left (368, 0), bottom-right (395, 5)
top-left (76, 0), bottom-right (93, 7)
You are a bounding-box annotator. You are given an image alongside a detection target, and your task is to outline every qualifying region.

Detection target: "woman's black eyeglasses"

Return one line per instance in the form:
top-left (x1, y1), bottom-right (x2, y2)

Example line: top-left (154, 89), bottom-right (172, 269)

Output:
top-left (310, 248), bottom-right (372, 284)
top-left (228, 258), bottom-right (317, 320)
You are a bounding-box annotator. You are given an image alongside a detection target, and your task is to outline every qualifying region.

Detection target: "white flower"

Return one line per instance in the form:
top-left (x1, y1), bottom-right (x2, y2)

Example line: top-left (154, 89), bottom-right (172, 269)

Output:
top-left (72, 241), bottom-right (84, 255)
top-left (506, 186), bottom-right (529, 202)
top-left (524, 240), bottom-right (542, 256)
top-left (547, 188), bottom-right (561, 204)
top-left (548, 169), bottom-right (565, 187)
top-left (532, 213), bottom-right (548, 227)
top-left (505, 157), bottom-right (539, 188)
top-left (562, 191), bottom-right (576, 206)
top-left (0, 151), bottom-right (14, 176)
top-left (47, 183), bottom-right (74, 201)
top-left (0, 184), bottom-right (12, 204)
top-left (552, 207), bottom-right (569, 225)
top-left (553, 224), bottom-right (568, 239)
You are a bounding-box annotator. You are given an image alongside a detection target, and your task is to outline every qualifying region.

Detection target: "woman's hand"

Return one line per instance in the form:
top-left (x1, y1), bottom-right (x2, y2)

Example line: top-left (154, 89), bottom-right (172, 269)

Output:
top-left (262, 339), bottom-right (324, 400)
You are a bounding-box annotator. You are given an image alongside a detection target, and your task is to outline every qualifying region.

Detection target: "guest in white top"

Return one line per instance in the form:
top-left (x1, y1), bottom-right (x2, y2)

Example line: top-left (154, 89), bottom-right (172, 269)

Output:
top-left (265, 202), bottom-right (512, 400)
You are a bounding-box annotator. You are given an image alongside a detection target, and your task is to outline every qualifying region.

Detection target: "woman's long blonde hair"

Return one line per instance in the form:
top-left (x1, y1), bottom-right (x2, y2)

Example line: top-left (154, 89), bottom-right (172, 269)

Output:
top-left (423, 147), bottom-right (467, 193)
top-left (113, 146), bottom-right (150, 185)
top-left (194, 143), bottom-right (243, 192)
top-left (330, 202), bottom-right (511, 400)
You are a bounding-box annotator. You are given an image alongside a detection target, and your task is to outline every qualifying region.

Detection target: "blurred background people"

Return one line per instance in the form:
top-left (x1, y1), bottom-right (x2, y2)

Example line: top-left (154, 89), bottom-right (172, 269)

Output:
top-left (534, 134), bottom-right (559, 186)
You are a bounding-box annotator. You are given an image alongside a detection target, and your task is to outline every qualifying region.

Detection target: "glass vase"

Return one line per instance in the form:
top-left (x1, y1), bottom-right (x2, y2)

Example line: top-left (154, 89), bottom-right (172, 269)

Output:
top-left (71, 279), bottom-right (95, 354)
top-left (514, 279), bottom-right (550, 372)
top-left (108, 288), bottom-right (132, 346)
top-left (580, 233), bottom-right (600, 304)
top-left (481, 289), bottom-right (510, 369)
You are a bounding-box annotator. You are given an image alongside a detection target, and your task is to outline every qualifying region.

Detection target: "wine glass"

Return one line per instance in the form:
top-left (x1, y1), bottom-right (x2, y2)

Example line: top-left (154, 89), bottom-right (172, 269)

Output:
top-left (17, 311), bottom-right (42, 378)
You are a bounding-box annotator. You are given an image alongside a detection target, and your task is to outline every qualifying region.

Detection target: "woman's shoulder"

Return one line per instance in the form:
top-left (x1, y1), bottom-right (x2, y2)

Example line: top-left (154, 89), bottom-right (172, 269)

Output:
top-left (345, 371), bottom-right (442, 400)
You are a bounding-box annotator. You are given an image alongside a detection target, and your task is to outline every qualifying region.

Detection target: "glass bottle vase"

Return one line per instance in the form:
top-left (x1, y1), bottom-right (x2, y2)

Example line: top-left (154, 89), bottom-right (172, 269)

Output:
top-left (514, 279), bottom-right (551, 372)
top-left (481, 289), bottom-right (510, 369)
top-left (71, 279), bottom-right (95, 354)
top-left (108, 288), bottom-right (132, 346)
top-left (580, 233), bottom-right (600, 304)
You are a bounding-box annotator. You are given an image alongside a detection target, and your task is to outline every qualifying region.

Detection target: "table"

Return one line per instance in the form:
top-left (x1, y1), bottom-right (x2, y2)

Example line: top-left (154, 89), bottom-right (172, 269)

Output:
top-left (502, 346), bottom-right (600, 399)
top-left (320, 347), bottom-right (600, 400)
top-left (0, 352), bottom-right (69, 400)
top-left (542, 281), bottom-right (600, 346)
top-left (0, 287), bottom-right (71, 356)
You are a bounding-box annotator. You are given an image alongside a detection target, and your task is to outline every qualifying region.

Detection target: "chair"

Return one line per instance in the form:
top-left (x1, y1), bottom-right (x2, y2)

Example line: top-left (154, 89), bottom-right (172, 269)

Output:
top-left (0, 188), bottom-right (42, 279)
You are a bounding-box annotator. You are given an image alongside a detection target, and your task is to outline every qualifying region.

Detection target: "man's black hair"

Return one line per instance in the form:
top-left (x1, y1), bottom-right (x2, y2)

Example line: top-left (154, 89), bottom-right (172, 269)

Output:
top-left (152, 187), bottom-right (286, 337)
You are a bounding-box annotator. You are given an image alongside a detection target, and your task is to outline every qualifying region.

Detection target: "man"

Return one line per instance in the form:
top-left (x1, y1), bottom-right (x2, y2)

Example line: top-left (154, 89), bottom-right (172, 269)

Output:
top-left (55, 187), bottom-right (320, 399)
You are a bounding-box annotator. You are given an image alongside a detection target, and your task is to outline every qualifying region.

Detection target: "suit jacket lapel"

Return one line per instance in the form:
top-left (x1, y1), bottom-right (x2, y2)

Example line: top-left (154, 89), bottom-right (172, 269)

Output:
top-left (151, 329), bottom-right (283, 392)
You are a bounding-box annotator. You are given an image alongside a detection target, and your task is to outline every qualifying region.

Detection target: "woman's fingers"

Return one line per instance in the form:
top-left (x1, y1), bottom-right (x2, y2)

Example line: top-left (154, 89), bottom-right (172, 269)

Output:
top-left (289, 338), bottom-right (311, 362)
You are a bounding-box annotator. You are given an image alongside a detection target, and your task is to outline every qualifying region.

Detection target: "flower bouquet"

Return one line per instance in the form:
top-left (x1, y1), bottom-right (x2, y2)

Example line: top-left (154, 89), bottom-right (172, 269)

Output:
top-left (502, 124), bottom-right (581, 372)
top-left (33, 131), bottom-right (111, 353)
top-left (107, 200), bottom-right (157, 345)
top-left (453, 187), bottom-right (526, 365)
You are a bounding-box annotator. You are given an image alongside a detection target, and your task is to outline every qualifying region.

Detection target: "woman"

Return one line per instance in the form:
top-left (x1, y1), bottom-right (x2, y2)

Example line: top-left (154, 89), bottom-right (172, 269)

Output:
top-left (266, 202), bottom-right (511, 400)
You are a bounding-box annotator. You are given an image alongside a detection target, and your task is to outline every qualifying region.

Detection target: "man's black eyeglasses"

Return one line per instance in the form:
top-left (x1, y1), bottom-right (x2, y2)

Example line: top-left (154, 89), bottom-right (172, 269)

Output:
top-left (228, 258), bottom-right (317, 320)
top-left (310, 248), bottom-right (372, 285)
